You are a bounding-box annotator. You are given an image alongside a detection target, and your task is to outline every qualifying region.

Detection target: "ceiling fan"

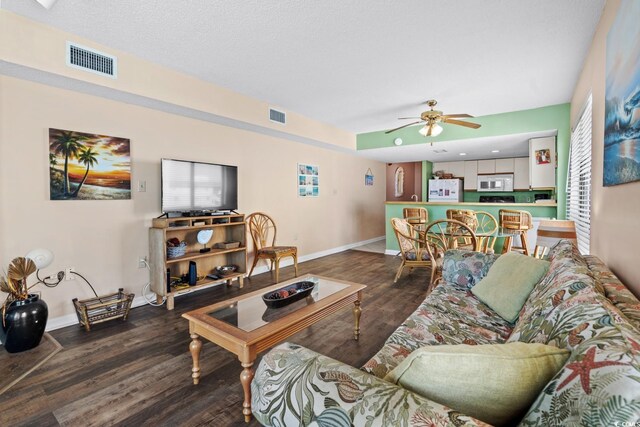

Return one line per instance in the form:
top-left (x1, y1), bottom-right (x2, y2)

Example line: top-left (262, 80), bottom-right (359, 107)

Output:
top-left (385, 99), bottom-right (481, 140)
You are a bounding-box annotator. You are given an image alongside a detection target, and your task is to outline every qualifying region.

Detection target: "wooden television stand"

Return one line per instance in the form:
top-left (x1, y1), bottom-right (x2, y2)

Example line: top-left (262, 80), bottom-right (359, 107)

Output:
top-left (149, 213), bottom-right (247, 310)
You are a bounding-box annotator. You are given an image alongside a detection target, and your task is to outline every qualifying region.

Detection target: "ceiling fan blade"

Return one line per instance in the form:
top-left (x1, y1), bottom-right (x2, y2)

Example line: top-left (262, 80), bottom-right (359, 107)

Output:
top-left (385, 121), bottom-right (422, 134)
top-left (441, 113), bottom-right (473, 119)
top-left (426, 124), bottom-right (433, 137)
top-left (443, 118), bottom-right (481, 129)
top-left (397, 117), bottom-right (421, 120)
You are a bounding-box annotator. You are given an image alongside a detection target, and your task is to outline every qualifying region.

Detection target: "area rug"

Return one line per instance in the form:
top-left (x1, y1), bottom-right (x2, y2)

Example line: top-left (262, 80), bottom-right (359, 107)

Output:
top-left (0, 333), bottom-right (62, 395)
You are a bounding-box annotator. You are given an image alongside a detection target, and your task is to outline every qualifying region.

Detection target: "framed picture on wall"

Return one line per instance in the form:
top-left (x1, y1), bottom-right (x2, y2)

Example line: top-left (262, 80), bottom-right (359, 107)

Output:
top-left (535, 149), bottom-right (551, 165)
top-left (365, 168), bottom-right (374, 186)
top-left (297, 163), bottom-right (319, 197)
top-left (604, 0), bottom-right (640, 186)
top-left (49, 128), bottom-right (131, 200)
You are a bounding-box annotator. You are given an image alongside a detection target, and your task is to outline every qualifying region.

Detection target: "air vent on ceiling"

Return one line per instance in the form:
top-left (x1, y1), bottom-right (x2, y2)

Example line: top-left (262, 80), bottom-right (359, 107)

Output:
top-left (269, 108), bottom-right (286, 124)
top-left (433, 149), bottom-right (448, 154)
top-left (66, 42), bottom-right (117, 78)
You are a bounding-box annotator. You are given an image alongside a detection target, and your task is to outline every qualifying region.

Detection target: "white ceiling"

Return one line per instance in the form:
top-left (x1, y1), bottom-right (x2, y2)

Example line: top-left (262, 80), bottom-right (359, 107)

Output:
top-left (2, 0), bottom-right (604, 161)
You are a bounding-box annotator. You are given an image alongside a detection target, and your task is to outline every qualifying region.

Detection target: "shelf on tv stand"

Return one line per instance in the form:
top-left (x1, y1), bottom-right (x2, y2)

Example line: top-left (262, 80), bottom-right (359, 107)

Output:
top-left (169, 272), bottom-right (244, 299)
top-left (149, 213), bottom-right (247, 310)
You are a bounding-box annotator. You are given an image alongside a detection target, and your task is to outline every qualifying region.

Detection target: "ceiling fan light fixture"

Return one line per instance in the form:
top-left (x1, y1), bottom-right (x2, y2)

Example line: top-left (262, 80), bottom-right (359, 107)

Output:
top-left (430, 124), bottom-right (443, 137)
top-left (418, 123), bottom-right (443, 137)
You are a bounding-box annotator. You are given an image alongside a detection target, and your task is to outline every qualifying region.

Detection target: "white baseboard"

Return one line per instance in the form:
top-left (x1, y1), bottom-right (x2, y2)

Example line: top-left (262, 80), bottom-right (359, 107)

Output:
top-left (44, 236), bottom-right (385, 332)
top-left (237, 235), bottom-right (385, 276)
top-left (385, 249), bottom-right (400, 256)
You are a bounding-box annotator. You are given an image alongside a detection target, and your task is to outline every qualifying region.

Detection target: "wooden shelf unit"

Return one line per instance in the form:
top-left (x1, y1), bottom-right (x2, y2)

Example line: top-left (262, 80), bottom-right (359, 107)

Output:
top-left (149, 214), bottom-right (247, 310)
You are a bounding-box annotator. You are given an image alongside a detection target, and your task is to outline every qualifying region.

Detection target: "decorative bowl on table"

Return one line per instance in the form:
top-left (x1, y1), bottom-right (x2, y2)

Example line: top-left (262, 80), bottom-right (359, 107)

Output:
top-left (215, 265), bottom-right (238, 277)
top-left (262, 281), bottom-right (316, 309)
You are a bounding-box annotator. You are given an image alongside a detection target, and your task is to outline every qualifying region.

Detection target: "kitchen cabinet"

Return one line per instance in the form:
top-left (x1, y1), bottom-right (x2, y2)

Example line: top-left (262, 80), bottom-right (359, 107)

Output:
top-left (464, 161), bottom-right (478, 190)
top-left (495, 158), bottom-right (515, 173)
top-left (477, 159), bottom-right (496, 174)
top-left (529, 137), bottom-right (556, 189)
top-left (514, 157), bottom-right (530, 190)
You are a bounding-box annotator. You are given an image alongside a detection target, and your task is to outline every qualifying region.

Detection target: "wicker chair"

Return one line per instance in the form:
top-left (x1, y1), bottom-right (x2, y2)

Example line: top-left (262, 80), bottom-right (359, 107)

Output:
top-left (425, 219), bottom-right (478, 288)
top-left (474, 211), bottom-right (498, 253)
top-left (403, 207), bottom-right (429, 226)
top-left (499, 209), bottom-right (533, 255)
top-left (446, 209), bottom-right (478, 250)
top-left (391, 218), bottom-right (431, 285)
top-left (247, 212), bottom-right (298, 283)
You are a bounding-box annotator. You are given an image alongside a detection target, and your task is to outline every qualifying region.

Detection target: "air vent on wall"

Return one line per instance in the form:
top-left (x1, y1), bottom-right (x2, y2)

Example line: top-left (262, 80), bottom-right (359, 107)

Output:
top-left (66, 42), bottom-right (117, 78)
top-left (269, 108), bottom-right (286, 124)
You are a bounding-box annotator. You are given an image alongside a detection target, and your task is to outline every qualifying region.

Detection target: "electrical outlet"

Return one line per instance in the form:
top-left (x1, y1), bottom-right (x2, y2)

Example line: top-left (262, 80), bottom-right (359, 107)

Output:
top-left (65, 267), bottom-right (75, 281)
top-left (138, 256), bottom-right (148, 268)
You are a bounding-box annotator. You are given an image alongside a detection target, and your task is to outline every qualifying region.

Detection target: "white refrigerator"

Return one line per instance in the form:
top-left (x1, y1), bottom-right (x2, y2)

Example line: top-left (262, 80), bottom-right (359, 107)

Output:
top-left (428, 179), bottom-right (464, 202)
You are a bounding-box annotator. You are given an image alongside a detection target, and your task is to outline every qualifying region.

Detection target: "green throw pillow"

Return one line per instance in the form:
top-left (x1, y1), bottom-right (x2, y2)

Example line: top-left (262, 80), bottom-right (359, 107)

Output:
top-left (384, 342), bottom-right (570, 426)
top-left (471, 252), bottom-right (550, 323)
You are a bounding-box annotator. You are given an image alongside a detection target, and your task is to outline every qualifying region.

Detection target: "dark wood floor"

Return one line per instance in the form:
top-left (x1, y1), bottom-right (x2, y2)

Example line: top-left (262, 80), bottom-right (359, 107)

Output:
top-left (0, 250), bottom-right (433, 427)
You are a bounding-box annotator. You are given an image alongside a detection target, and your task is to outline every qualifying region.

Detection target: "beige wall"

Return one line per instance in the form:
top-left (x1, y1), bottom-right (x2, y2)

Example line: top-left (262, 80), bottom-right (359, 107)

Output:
top-left (0, 10), bottom-right (354, 150)
top-left (0, 75), bottom-right (386, 321)
top-left (571, 0), bottom-right (640, 296)
top-left (0, 12), bottom-right (385, 324)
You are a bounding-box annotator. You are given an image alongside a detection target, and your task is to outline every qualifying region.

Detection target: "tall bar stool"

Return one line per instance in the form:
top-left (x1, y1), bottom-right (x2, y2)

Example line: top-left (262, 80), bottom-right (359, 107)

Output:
top-left (403, 207), bottom-right (429, 226)
top-left (446, 209), bottom-right (478, 250)
top-left (499, 209), bottom-right (533, 255)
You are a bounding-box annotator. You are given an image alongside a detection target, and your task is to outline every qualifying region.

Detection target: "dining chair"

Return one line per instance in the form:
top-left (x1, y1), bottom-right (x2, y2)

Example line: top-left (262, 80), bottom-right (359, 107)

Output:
top-left (246, 212), bottom-right (298, 283)
top-left (390, 218), bottom-right (431, 284)
top-left (474, 211), bottom-right (499, 253)
top-left (424, 219), bottom-right (478, 289)
top-left (499, 209), bottom-right (533, 255)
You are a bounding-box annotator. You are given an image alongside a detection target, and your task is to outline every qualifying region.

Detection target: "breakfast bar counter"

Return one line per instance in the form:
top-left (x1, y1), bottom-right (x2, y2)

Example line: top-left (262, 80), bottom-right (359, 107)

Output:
top-left (384, 201), bottom-right (558, 253)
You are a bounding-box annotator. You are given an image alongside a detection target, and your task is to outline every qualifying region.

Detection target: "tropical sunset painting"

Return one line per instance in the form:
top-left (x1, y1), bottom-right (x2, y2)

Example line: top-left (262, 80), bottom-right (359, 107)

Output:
top-left (49, 128), bottom-right (131, 200)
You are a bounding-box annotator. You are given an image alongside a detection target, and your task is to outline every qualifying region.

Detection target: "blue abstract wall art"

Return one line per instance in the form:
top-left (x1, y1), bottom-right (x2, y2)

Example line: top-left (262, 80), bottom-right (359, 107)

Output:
top-left (604, 0), bottom-right (640, 186)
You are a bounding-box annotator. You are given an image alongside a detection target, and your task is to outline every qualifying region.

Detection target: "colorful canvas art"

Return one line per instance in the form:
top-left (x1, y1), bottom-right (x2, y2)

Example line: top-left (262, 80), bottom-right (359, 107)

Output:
top-left (49, 128), bottom-right (131, 200)
top-left (535, 149), bottom-right (551, 165)
top-left (604, 0), bottom-right (640, 186)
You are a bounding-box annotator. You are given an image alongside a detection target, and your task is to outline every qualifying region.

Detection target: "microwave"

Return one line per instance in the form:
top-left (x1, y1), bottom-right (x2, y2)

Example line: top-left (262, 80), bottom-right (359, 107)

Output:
top-left (477, 174), bottom-right (514, 192)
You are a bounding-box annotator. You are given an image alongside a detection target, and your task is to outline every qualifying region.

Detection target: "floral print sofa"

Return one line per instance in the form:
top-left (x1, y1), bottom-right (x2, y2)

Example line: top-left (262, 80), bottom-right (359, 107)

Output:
top-left (251, 241), bottom-right (640, 426)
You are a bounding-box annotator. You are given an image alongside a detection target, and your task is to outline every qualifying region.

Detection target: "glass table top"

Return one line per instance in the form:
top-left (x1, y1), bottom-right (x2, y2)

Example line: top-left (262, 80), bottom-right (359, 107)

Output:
top-left (206, 277), bottom-right (349, 332)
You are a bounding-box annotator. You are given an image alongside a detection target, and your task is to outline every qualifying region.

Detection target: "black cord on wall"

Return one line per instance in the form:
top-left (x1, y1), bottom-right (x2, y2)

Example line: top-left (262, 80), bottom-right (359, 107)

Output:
top-left (36, 269), bottom-right (100, 299)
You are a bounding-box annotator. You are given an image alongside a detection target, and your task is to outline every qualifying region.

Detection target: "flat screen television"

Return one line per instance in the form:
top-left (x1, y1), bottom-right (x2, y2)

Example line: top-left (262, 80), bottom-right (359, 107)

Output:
top-left (161, 158), bottom-right (238, 214)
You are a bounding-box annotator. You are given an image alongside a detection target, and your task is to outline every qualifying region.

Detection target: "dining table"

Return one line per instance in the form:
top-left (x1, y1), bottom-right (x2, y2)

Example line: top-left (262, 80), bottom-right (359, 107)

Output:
top-left (408, 217), bottom-right (522, 254)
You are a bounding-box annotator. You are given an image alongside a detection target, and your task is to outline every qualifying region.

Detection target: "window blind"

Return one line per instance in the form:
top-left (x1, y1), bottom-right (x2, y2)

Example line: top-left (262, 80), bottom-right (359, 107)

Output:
top-left (566, 95), bottom-right (592, 254)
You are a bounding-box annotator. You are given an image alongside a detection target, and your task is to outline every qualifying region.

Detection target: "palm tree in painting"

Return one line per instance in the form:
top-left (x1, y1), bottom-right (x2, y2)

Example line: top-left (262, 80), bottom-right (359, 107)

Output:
top-left (50, 130), bottom-right (85, 196)
top-left (49, 153), bottom-right (57, 168)
top-left (71, 146), bottom-right (99, 198)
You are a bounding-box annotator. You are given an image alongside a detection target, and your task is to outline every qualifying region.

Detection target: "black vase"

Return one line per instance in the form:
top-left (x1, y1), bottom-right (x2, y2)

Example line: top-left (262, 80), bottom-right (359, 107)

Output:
top-left (1, 294), bottom-right (48, 353)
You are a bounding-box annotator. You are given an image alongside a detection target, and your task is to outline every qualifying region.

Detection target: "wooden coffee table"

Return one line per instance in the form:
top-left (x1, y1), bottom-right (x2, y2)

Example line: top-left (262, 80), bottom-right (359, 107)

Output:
top-left (182, 274), bottom-right (366, 422)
